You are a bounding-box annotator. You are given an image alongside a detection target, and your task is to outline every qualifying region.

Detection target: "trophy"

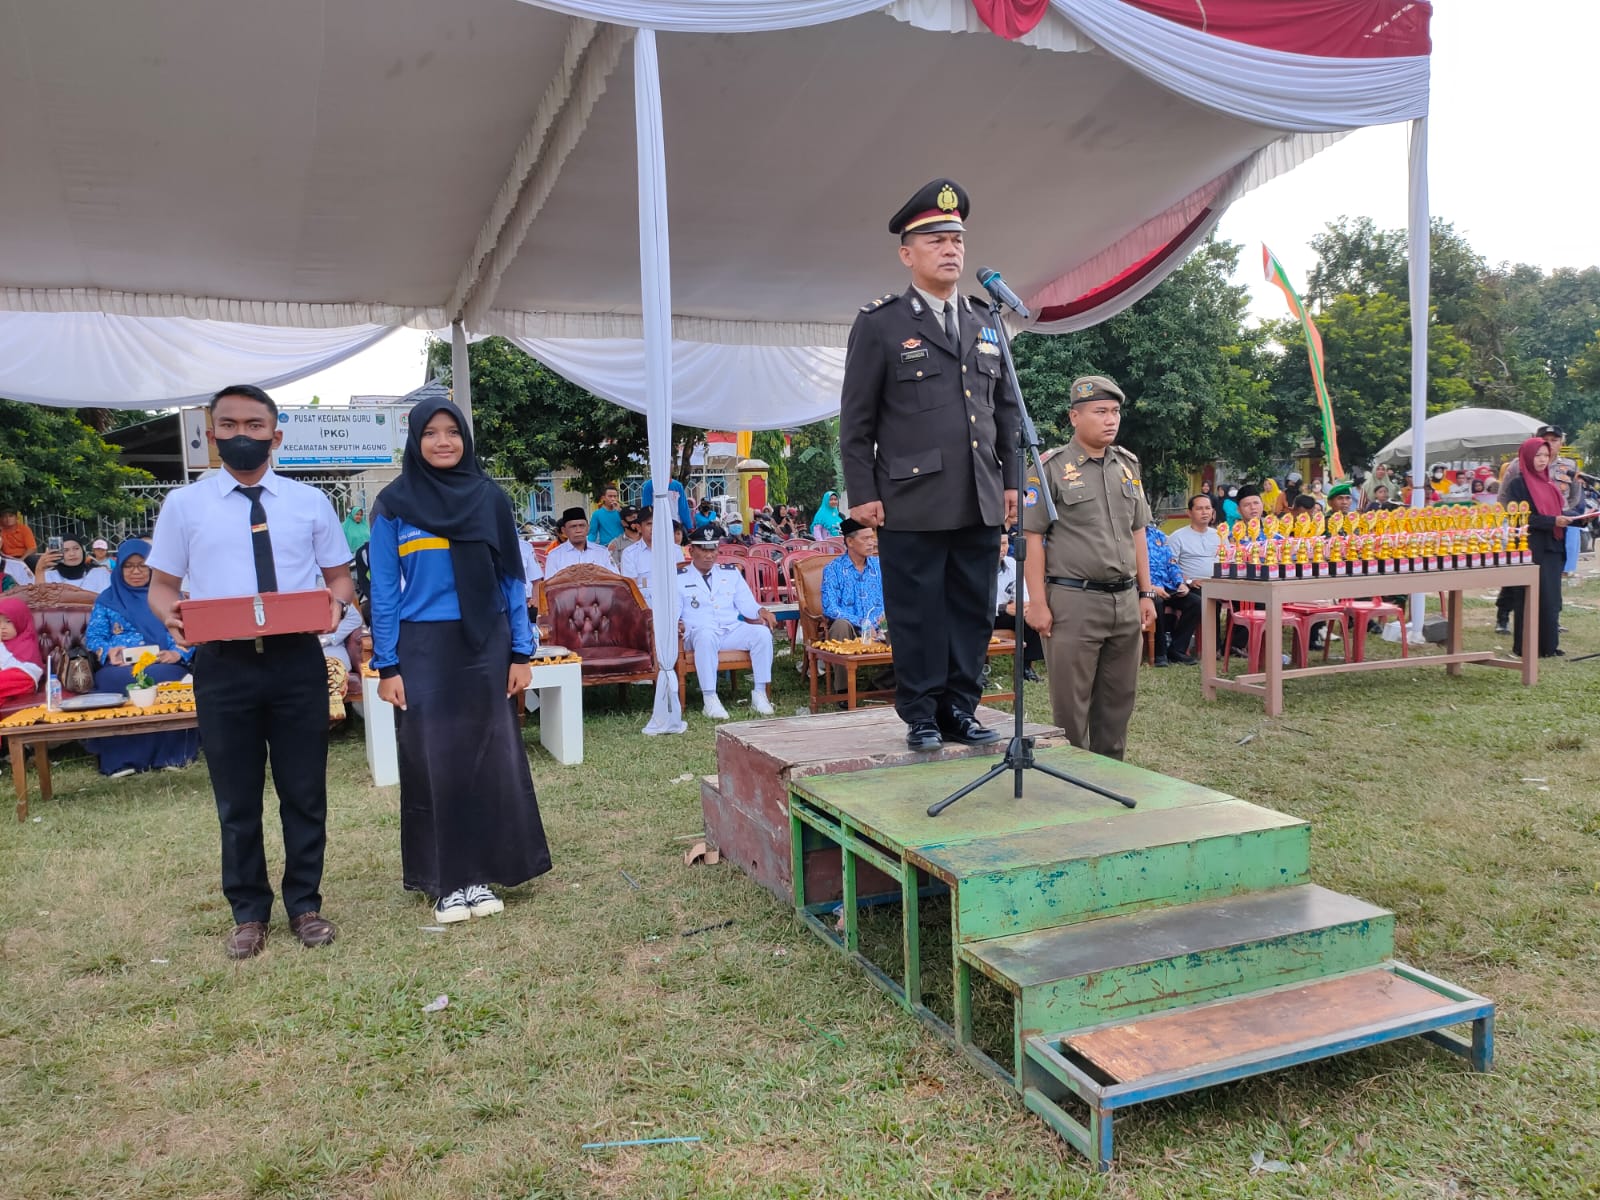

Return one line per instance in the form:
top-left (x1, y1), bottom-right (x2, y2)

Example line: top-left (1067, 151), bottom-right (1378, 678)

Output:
top-left (1311, 535), bottom-right (1327, 579)
top-left (1264, 538), bottom-right (1282, 581)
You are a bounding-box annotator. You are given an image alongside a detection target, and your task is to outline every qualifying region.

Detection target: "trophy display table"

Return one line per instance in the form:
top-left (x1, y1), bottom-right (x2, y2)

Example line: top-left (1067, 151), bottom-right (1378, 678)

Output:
top-left (6, 707), bottom-right (200, 822)
top-left (1199, 564), bottom-right (1539, 716)
top-left (806, 636), bottom-right (1018, 713)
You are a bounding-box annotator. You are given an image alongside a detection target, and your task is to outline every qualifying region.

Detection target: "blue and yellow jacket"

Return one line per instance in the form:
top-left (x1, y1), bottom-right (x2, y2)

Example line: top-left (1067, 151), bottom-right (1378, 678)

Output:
top-left (369, 515), bottom-right (534, 675)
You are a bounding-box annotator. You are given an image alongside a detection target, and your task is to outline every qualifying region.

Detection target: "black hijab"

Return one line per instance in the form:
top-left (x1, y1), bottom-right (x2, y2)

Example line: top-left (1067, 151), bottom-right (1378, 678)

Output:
top-left (373, 398), bottom-right (524, 651)
top-left (54, 536), bottom-right (91, 580)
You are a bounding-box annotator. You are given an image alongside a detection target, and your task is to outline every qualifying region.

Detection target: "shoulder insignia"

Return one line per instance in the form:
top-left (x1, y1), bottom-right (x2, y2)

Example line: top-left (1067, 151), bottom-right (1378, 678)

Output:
top-left (1039, 447), bottom-right (1068, 465)
top-left (676, 563), bottom-right (689, 573)
top-left (717, 562), bottom-right (739, 571)
top-left (1113, 445), bottom-right (1141, 464)
top-left (859, 292), bottom-right (899, 314)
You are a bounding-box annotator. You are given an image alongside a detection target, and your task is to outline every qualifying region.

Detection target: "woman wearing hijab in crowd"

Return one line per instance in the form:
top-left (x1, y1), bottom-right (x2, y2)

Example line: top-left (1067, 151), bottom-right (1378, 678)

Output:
top-left (1220, 485), bottom-right (1241, 525)
top-left (370, 398), bottom-right (551, 926)
top-left (1500, 437), bottom-right (1575, 659)
top-left (38, 535), bottom-right (112, 594)
top-left (0, 595), bottom-right (44, 703)
top-left (81, 540), bottom-right (200, 776)
top-left (811, 490), bottom-right (844, 540)
top-left (342, 506), bottom-right (372, 556)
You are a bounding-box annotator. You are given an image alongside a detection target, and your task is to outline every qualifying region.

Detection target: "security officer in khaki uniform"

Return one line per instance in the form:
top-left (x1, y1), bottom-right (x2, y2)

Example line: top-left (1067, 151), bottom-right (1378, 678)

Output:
top-left (839, 178), bottom-right (1021, 752)
top-left (1021, 376), bottom-right (1156, 760)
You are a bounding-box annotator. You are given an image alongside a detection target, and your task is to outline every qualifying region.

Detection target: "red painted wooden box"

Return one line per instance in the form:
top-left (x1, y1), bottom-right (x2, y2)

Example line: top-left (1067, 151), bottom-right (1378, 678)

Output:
top-left (178, 589), bottom-right (332, 643)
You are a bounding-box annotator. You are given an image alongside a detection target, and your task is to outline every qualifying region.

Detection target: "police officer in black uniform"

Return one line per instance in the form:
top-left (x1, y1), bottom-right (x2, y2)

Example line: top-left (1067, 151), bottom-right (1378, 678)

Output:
top-left (839, 179), bottom-right (1021, 751)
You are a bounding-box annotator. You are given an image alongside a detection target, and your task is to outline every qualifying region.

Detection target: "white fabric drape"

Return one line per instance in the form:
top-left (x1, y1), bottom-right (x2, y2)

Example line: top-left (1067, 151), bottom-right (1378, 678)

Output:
top-left (515, 0), bottom-right (886, 32)
top-left (1407, 115), bottom-right (1431, 637)
top-left (451, 321), bottom-right (473, 431)
top-left (509, 337), bottom-right (846, 429)
top-left (0, 312), bottom-right (394, 408)
top-left (1055, 0), bottom-right (1429, 132)
top-left (634, 29), bottom-right (688, 737)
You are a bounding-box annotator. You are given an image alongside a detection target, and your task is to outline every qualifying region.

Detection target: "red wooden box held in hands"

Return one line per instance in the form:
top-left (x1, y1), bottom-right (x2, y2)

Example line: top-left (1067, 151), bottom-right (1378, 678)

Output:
top-left (178, 589), bottom-right (332, 643)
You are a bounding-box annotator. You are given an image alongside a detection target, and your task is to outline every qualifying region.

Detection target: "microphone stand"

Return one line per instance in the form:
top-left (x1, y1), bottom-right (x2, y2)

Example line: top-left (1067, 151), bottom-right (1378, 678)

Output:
top-left (927, 293), bottom-right (1136, 818)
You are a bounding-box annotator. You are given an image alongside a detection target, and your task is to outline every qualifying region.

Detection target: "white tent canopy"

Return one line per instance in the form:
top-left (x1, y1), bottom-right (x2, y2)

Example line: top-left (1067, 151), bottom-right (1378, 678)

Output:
top-left (1374, 408), bottom-right (1545, 468)
top-left (0, 0), bottom-right (1435, 729)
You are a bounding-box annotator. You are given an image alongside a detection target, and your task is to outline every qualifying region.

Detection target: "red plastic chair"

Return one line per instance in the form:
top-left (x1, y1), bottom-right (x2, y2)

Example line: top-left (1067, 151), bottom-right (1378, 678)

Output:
top-left (1222, 603), bottom-right (1313, 674)
top-left (742, 555), bottom-right (782, 604)
top-left (781, 538), bottom-right (816, 553)
top-left (1282, 601), bottom-right (1351, 666)
top-left (1338, 596), bottom-right (1406, 663)
top-left (748, 544), bottom-right (784, 566)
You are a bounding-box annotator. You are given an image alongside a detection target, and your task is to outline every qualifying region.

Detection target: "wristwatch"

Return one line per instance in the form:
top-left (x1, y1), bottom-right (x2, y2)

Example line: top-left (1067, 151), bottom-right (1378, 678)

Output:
top-left (1138, 589), bottom-right (1156, 599)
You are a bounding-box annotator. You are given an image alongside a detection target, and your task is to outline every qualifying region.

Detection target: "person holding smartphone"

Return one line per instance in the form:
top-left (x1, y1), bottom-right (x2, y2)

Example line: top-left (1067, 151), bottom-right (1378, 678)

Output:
top-left (37, 535), bottom-right (112, 594)
top-left (1501, 437), bottom-right (1587, 659)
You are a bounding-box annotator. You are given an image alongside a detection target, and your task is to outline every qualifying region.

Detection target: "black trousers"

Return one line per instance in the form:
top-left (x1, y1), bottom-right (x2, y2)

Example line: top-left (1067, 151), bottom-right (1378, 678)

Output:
top-left (994, 611), bottom-right (1043, 665)
top-left (193, 634), bottom-right (331, 925)
top-left (878, 524), bottom-right (998, 725)
top-left (1164, 591), bottom-right (1203, 656)
top-left (1511, 547), bottom-right (1564, 658)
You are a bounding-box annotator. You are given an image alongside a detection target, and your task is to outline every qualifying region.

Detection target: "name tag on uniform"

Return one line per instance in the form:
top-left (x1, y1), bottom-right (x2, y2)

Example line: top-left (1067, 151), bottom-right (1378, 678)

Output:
top-left (899, 348), bottom-right (928, 362)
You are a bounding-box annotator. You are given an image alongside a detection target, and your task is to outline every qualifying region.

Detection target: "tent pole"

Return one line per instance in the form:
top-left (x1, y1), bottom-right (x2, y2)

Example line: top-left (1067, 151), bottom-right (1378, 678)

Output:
top-left (1406, 117), bottom-right (1431, 637)
top-left (635, 27), bottom-right (685, 735)
top-left (451, 321), bottom-right (473, 435)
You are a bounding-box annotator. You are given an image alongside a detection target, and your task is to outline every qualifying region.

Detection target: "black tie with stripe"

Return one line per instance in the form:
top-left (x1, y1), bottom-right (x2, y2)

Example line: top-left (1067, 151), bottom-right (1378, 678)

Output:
top-left (236, 485), bottom-right (279, 593)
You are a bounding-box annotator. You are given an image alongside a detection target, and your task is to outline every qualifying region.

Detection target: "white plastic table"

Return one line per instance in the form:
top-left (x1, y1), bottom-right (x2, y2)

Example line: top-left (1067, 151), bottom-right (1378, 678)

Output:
top-left (524, 657), bottom-right (583, 765)
top-left (360, 657), bottom-right (584, 786)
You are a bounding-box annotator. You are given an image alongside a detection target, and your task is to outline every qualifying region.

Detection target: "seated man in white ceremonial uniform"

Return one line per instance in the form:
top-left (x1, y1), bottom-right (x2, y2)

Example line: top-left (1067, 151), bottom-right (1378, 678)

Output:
top-left (675, 522), bottom-right (777, 720)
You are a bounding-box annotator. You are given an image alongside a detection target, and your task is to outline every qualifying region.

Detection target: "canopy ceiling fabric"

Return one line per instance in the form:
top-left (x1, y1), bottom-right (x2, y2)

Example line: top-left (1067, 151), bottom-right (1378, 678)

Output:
top-left (0, 0), bottom-right (1430, 414)
top-left (1374, 408), bottom-right (1547, 467)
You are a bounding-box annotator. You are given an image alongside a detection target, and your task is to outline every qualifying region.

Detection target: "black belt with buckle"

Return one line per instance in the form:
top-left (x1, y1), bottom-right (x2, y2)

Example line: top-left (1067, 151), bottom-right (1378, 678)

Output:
top-left (1046, 575), bottom-right (1136, 594)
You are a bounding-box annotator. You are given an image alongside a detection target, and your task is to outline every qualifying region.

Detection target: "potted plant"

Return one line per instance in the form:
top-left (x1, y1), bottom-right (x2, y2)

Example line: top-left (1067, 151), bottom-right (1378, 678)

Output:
top-left (126, 651), bottom-right (159, 708)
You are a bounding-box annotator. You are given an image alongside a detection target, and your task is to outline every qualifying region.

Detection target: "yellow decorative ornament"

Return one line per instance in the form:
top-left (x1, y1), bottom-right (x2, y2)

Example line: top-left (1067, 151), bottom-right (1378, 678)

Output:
top-left (936, 184), bottom-right (959, 212)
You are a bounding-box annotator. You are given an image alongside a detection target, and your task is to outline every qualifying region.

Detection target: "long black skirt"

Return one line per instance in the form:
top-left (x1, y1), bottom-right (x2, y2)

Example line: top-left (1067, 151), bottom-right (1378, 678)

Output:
top-left (395, 618), bottom-right (551, 897)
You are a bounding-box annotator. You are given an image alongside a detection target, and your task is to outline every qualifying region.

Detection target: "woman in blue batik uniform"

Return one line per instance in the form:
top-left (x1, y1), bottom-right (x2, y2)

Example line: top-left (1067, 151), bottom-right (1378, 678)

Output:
top-left (81, 539), bottom-right (201, 776)
top-left (369, 398), bottom-right (551, 925)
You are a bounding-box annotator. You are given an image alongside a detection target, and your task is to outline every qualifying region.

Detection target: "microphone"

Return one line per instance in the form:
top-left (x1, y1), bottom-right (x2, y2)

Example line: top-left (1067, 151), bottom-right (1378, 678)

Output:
top-left (976, 266), bottom-right (1030, 319)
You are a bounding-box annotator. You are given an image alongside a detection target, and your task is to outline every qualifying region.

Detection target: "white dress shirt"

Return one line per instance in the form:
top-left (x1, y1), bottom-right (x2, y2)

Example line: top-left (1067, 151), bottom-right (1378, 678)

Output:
top-left (676, 562), bottom-right (762, 634)
top-left (3, 559), bottom-right (33, 588)
top-left (44, 566), bottom-right (112, 594)
top-left (542, 540), bottom-right (616, 580)
top-left (620, 539), bottom-right (686, 603)
top-left (147, 468), bottom-right (350, 598)
top-left (519, 540), bottom-right (543, 602)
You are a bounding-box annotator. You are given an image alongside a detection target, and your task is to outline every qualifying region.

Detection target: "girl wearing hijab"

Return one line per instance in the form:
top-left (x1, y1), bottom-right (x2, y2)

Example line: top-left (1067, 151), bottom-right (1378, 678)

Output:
top-left (38, 535), bottom-right (112, 594)
top-left (81, 540), bottom-right (200, 776)
top-left (342, 506), bottom-right (372, 555)
top-left (811, 490), bottom-right (844, 539)
top-left (1500, 437), bottom-right (1575, 659)
top-left (370, 398), bottom-right (551, 925)
top-left (0, 596), bottom-right (44, 704)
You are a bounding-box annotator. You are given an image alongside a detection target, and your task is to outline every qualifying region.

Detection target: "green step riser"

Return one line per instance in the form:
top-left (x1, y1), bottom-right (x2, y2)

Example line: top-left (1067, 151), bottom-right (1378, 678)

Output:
top-left (1012, 916), bottom-right (1396, 1035)
top-left (951, 827), bottom-right (1311, 943)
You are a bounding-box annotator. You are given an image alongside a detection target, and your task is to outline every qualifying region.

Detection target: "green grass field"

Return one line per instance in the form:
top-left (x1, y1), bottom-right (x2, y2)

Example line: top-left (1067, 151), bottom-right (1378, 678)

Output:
top-left (3, 582), bottom-right (1598, 1199)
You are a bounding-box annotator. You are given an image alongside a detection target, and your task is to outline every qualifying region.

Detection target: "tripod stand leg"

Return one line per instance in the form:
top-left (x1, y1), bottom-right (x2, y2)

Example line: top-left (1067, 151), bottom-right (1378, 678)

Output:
top-left (927, 759), bottom-right (1010, 817)
top-left (1030, 760), bottom-right (1136, 808)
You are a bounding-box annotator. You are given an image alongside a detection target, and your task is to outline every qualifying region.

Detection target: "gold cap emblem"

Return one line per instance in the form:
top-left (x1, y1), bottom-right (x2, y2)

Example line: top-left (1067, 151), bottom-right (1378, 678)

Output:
top-left (937, 184), bottom-right (959, 212)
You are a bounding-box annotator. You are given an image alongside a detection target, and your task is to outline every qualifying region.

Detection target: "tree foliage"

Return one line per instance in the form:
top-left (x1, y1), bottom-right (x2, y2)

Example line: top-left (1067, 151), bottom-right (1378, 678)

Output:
top-left (0, 399), bottom-right (154, 520)
top-left (426, 337), bottom-right (701, 497)
top-left (751, 429), bottom-right (788, 504)
top-left (786, 419), bottom-right (839, 516)
top-left (1011, 238), bottom-right (1275, 498)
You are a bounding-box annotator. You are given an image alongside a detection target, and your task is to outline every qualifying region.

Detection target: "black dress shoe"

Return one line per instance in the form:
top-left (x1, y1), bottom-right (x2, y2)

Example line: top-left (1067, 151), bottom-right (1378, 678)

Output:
top-left (905, 720), bottom-right (944, 752)
top-left (1168, 651), bottom-right (1196, 665)
top-left (940, 711), bottom-right (1000, 745)
top-left (1023, 667), bottom-right (1040, 683)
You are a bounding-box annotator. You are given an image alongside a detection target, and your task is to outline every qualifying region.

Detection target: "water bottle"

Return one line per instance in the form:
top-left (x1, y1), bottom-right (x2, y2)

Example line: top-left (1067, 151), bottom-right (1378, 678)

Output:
top-left (46, 656), bottom-right (62, 712)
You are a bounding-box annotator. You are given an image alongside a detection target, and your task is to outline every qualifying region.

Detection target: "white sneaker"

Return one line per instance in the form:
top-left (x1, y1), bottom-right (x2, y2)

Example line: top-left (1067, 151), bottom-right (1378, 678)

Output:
top-left (750, 689), bottom-right (774, 715)
top-left (433, 890), bottom-right (470, 924)
top-left (702, 695), bottom-right (731, 720)
top-left (463, 884), bottom-right (503, 917)
top-left (108, 767), bottom-right (137, 780)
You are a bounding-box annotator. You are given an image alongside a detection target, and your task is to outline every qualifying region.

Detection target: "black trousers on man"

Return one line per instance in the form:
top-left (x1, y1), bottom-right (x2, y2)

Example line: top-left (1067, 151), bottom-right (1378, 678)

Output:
top-left (878, 524), bottom-right (998, 726)
top-left (1164, 590), bottom-right (1204, 658)
top-left (193, 634), bottom-right (331, 925)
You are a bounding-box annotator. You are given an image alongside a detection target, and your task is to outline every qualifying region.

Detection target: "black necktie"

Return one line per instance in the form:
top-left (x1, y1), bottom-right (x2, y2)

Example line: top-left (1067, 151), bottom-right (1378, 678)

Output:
top-left (944, 301), bottom-right (957, 346)
top-left (237, 485), bottom-right (278, 593)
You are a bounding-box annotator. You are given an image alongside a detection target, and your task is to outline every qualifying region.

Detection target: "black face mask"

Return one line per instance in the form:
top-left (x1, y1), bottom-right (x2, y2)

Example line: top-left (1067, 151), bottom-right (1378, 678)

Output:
top-left (216, 434), bottom-right (273, 472)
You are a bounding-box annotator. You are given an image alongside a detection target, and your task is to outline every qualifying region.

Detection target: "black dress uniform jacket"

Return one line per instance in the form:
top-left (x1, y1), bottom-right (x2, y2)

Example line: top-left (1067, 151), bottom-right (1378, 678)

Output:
top-left (840, 287), bottom-right (1022, 531)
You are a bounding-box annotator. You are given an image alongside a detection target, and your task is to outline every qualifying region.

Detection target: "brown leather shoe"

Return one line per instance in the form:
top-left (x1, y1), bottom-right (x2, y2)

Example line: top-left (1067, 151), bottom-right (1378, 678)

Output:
top-left (289, 911), bottom-right (337, 948)
top-left (225, 921), bottom-right (269, 959)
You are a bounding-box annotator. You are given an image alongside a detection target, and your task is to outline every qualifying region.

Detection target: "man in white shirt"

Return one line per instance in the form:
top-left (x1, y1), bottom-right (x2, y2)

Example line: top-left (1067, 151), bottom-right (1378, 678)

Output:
top-left (147, 384), bottom-right (355, 962)
top-left (541, 506), bottom-right (616, 579)
top-left (675, 523), bottom-right (777, 720)
top-left (1162, 493), bottom-right (1220, 661)
top-left (619, 504), bottom-right (684, 604)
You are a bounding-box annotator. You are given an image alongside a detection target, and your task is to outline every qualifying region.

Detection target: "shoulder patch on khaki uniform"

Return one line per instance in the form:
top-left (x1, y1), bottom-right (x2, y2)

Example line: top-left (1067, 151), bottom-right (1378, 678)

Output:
top-left (1039, 446), bottom-right (1069, 466)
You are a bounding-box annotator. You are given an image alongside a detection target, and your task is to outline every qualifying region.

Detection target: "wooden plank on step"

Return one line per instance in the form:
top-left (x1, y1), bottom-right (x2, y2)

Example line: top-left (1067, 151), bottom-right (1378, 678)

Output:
top-left (1067, 969), bottom-right (1454, 1083)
